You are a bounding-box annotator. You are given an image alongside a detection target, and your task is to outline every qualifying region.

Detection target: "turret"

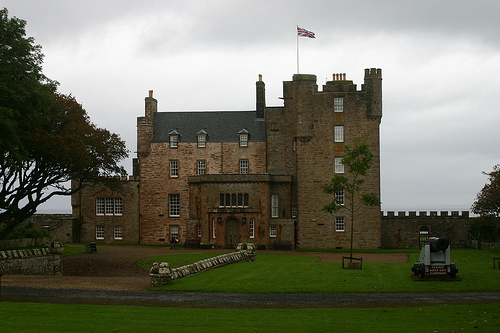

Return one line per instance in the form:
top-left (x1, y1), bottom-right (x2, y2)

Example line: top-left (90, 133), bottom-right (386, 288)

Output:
top-left (363, 68), bottom-right (382, 120)
top-left (145, 90), bottom-right (157, 118)
top-left (137, 90), bottom-right (156, 159)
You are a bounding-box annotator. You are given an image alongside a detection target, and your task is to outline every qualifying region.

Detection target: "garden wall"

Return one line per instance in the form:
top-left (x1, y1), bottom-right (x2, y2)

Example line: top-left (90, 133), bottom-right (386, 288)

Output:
top-left (0, 241), bottom-right (64, 275)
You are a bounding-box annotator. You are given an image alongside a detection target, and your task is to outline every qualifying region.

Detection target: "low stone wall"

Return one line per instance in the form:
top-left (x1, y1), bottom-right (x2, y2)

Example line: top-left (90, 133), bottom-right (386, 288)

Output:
top-left (0, 242), bottom-right (64, 275)
top-left (150, 243), bottom-right (256, 286)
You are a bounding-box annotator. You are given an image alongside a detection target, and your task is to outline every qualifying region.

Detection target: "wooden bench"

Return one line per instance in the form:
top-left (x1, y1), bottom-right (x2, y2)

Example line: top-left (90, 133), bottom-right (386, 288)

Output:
top-left (493, 256), bottom-right (500, 269)
top-left (85, 242), bottom-right (97, 253)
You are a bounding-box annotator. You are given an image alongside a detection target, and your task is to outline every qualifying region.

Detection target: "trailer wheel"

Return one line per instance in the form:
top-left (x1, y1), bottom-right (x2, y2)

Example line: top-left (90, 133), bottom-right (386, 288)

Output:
top-left (450, 263), bottom-right (457, 278)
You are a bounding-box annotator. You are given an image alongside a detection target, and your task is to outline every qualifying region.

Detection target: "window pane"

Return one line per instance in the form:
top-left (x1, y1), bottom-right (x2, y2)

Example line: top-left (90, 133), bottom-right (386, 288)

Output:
top-left (238, 193), bottom-right (243, 207)
top-left (212, 218), bottom-right (216, 238)
top-left (270, 225), bottom-right (277, 237)
top-left (96, 226), bottom-right (104, 239)
top-left (170, 160), bottom-right (178, 177)
top-left (96, 198), bottom-right (105, 215)
top-left (219, 193), bottom-right (224, 207)
top-left (335, 157), bottom-right (344, 173)
top-left (231, 193), bottom-right (237, 207)
top-left (249, 218), bottom-right (255, 238)
top-left (335, 217), bottom-right (345, 232)
top-left (334, 126), bottom-right (344, 142)
top-left (271, 194), bottom-right (279, 218)
top-left (225, 193), bottom-right (230, 207)
top-left (335, 189), bottom-right (344, 205)
top-left (169, 194), bottom-right (180, 217)
top-left (198, 135), bottom-right (206, 148)
top-left (240, 160), bottom-right (249, 174)
top-left (105, 198), bottom-right (114, 215)
top-left (170, 225), bottom-right (179, 240)
top-left (197, 160), bottom-right (206, 175)
top-left (244, 193), bottom-right (249, 207)
top-left (114, 226), bottom-right (123, 240)
top-left (239, 133), bottom-right (248, 147)
top-left (114, 197), bottom-right (122, 215)
top-left (334, 97), bottom-right (343, 112)
top-left (170, 135), bottom-right (178, 148)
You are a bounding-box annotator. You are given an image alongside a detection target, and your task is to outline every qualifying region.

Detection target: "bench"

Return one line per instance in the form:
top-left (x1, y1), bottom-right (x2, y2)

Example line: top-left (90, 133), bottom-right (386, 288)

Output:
top-left (85, 242), bottom-right (97, 253)
top-left (493, 256), bottom-right (500, 269)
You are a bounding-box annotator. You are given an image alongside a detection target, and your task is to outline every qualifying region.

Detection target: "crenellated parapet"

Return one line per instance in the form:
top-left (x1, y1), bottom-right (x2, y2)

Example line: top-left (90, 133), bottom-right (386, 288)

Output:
top-left (383, 211), bottom-right (470, 218)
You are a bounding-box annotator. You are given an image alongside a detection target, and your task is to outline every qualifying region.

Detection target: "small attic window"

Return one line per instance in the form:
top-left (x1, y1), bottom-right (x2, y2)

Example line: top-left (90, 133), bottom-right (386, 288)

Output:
top-left (169, 130), bottom-right (180, 149)
top-left (197, 130), bottom-right (208, 148)
top-left (238, 129), bottom-right (249, 147)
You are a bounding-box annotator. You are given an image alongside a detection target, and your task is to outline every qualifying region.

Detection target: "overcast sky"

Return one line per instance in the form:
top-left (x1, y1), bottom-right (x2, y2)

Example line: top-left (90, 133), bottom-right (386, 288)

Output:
top-left (4, 0), bottom-right (500, 214)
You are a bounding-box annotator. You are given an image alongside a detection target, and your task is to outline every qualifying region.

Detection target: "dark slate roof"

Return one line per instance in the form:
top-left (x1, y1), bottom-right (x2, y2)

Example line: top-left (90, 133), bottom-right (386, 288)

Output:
top-left (152, 111), bottom-right (266, 143)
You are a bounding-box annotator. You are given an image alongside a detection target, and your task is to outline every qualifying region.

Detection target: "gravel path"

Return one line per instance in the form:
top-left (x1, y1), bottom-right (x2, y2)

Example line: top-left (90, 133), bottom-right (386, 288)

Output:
top-left (2, 245), bottom-right (499, 308)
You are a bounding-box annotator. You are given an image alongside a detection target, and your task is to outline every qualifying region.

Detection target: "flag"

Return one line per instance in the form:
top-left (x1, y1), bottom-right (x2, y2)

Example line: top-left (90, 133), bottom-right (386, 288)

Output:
top-left (297, 26), bottom-right (315, 38)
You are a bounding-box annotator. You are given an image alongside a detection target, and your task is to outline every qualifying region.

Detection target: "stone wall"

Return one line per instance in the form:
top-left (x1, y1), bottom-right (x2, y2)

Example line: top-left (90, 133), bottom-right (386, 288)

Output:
top-left (381, 211), bottom-right (471, 249)
top-left (23, 214), bottom-right (74, 243)
top-left (150, 243), bottom-right (256, 286)
top-left (0, 241), bottom-right (64, 275)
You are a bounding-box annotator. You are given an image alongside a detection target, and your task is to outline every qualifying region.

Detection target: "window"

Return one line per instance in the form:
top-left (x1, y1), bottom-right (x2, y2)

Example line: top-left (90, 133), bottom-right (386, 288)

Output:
top-left (335, 217), bottom-right (345, 232)
top-left (271, 123), bottom-right (278, 131)
top-left (270, 225), bottom-right (277, 237)
top-left (197, 160), bottom-right (206, 175)
top-left (292, 206), bottom-right (297, 218)
top-left (244, 193), bottom-right (249, 207)
top-left (170, 135), bottom-right (178, 148)
top-left (271, 194), bottom-right (279, 218)
top-left (334, 97), bottom-right (343, 112)
top-left (170, 225), bottom-right (179, 241)
top-left (220, 193), bottom-right (249, 208)
top-left (96, 197), bottom-right (122, 216)
top-left (240, 159), bottom-right (249, 174)
top-left (170, 160), bottom-right (178, 177)
top-left (335, 157), bottom-right (344, 173)
top-left (238, 193), bottom-right (243, 207)
top-left (114, 226), bottom-right (123, 240)
top-left (249, 218), bottom-right (255, 238)
top-left (169, 194), bottom-right (180, 217)
top-left (212, 218), bottom-right (216, 238)
top-left (197, 134), bottom-right (206, 148)
top-left (105, 198), bottom-right (114, 215)
top-left (219, 193), bottom-right (224, 207)
top-left (197, 225), bottom-right (202, 237)
top-left (96, 198), bottom-right (105, 215)
top-left (239, 133), bottom-right (248, 147)
top-left (96, 226), bottom-right (104, 240)
top-left (335, 189), bottom-right (344, 205)
top-left (334, 126), bottom-right (344, 142)
top-left (231, 193), bottom-right (237, 207)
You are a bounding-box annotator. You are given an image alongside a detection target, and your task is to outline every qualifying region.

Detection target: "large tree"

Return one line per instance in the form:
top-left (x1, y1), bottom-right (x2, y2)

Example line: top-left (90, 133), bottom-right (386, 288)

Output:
top-left (323, 138), bottom-right (381, 263)
top-left (0, 8), bottom-right (128, 239)
top-left (472, 165), bottom-right (500, 218)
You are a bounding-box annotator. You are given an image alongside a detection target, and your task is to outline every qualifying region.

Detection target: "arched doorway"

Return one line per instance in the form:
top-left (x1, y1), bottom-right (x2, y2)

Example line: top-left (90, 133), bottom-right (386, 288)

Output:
top-left (419, 226), bottom-right (430, 248)
top-left (225, 218), bottom-right (240, 248)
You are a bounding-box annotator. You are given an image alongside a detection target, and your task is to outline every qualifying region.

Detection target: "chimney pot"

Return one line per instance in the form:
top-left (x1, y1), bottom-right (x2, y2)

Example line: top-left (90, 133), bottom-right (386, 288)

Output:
top-left (149, 90), bottom-right (153, 98)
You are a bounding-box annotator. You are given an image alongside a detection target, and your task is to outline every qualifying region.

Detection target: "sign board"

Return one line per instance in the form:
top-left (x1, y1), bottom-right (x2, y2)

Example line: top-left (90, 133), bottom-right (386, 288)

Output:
top-left (428, 265), bottom-right (448, 276)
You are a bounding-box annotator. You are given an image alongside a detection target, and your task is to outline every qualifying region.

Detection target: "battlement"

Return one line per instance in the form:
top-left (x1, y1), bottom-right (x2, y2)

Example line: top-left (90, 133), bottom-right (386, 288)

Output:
top-left (364, 68), bottom-right (382, 78)
top-left (382, 211), bottom-right (469, 218)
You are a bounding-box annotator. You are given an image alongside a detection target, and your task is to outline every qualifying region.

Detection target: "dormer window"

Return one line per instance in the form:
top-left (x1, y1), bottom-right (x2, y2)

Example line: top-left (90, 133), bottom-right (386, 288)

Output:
top-left (197, 130), bottom-right (208, 148)
top-left (169, 130), bottom-right (180, 149)
top-left (238, 129), bottom-right (249, 147)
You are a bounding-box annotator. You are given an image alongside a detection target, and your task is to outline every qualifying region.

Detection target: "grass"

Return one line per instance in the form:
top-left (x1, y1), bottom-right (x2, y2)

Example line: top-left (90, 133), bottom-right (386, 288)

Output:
top-left (1, 302), bottom-right (499, 332)
top-left (141, 248), bottom-right (500, 293)
top-left (62, 245), bottom-right (87, 256)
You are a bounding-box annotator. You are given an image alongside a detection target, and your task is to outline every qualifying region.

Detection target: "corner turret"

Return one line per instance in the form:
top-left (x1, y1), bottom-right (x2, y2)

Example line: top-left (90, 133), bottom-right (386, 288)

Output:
top-left (363, 68), bottom-right (382, 120)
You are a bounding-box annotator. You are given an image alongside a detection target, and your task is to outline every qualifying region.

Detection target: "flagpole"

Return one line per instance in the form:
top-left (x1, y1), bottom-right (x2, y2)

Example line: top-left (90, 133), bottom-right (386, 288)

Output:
top-left (296, 25), bottom-right (299, 74)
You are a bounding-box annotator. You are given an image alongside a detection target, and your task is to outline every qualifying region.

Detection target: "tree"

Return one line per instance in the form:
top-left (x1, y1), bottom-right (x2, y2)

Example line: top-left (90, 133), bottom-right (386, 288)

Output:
top-left (323, 138), bottom-right (381, 262)
top-left (470, 165), bottom-right (500, 242)
top-left (472, 165), bottom-right (500, 218)
top-left (0, 8), bottom-right (128, 239)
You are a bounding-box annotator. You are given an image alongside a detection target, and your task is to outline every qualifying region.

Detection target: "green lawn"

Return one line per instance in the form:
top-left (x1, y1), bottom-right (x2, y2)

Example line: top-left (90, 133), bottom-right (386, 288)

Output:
top-left (139, 248), bottom-right (500, 293)
top-left (1, 302), bottom-right (499, 332)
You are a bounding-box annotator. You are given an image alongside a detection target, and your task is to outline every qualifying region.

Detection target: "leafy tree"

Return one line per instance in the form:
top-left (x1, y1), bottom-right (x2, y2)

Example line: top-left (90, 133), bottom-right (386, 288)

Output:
top-left (323, 138), bottom-right (381, 262)
top-left (470, 165), bottom-right (500, 242)
top-left (0, 8), bottom-right (128, 239)
top-left (471, 164), bottom-right (500, 218)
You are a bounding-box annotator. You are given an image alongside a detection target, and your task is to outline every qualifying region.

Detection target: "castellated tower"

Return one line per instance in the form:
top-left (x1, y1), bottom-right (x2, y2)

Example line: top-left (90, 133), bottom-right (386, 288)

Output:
top-left (266, 69), bottom-right (382, 249)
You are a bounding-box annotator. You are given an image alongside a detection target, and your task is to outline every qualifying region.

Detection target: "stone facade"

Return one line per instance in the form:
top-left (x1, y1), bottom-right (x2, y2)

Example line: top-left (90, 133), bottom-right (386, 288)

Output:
top-left (71, 177), bottom-right (140, 243)
top-left (133, 70), bottom-right (383, 249)
top-left (381, 211), bottom-right (471, 249)
top-left (0, 241), bottom-right (64, 275)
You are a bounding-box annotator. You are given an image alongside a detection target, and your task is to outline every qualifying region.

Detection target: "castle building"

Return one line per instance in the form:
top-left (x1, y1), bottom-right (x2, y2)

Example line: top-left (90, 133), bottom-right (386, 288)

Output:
top-left (73, 69), bottom-right (383, 249)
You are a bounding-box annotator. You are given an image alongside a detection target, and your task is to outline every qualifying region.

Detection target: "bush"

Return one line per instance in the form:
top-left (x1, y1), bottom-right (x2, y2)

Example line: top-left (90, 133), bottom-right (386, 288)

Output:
top-left (469, 216), bottom-right (500, 242)
top-left (2, 225), bottom-right (49, 240)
